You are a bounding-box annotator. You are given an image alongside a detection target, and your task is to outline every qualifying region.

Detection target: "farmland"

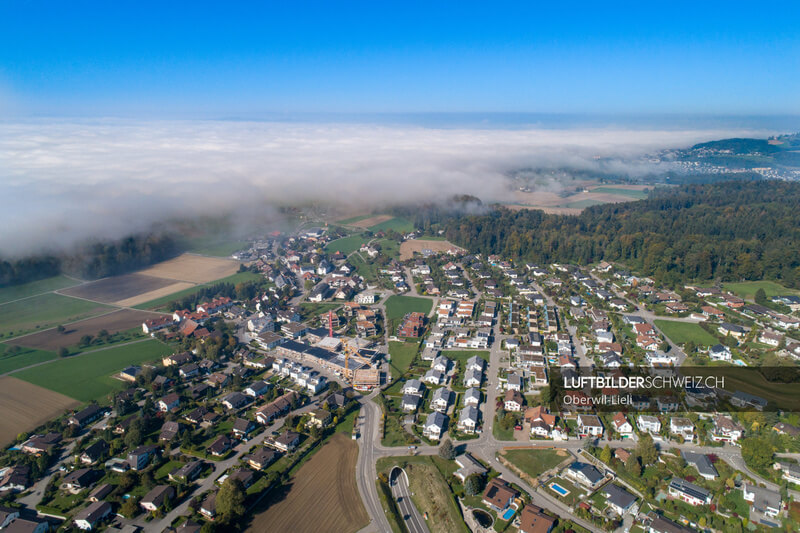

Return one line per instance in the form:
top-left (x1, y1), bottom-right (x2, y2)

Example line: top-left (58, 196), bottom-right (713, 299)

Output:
top-left (0, 377), bottom-right (79, 447)
top-left (13, 339), bottom-right (172, 402)
top-left (384, 295), bottom-right (433, 324)
top-left (0, 275), bottom-right (80, 305)
top-left (368, 216), bottom-right (414, 233)
top-left (722, 280), bottom-right (799, 300)
top-left (132, 271), bottom-right (262, 311)
top-left (0, 344), bottom-right (56, 375)
top-left (60, 273), bottom-right (177, 304)
top-left (352, 214), bottom-right (393, 228)
top-left (136, 253), bottom-right (241, 283)
top-left (591, 186), bottom-right (649, 199)
top-left (0, 293), bottom-right (112, 338)
top-left (399, 239), bottom-right (463, 260)
top-left (9, 309), bottom-right (158, 352)
top-left (246, 433), bottom-right (368, 533)
top-left (654, 320), bottom-right (718, 346)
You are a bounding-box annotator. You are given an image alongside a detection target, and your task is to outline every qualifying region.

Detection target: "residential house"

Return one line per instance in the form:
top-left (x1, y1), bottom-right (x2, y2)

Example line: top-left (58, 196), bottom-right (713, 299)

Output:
top-left (518, 504), bottom-right (555, 533)
top-left (74, 501), bottom-right (112, 531)
top-left (140, 485), bottom-right (175, 512)
top-left (743, 483), bottom-right (781, 519)
top-left (458, 406), bottom-right (479, 434)
top-left (504, 389), bottom-right (524, 412)
top-left (709, 344), bottom-right (732, 362)
top-left (271, 431), bottom-right (301, 453)
top-left (232, 418), bottom-right (256, 438)
top-left (637, 415), bottom-right (661, 434)
top-left (602, 484), bottom-right (637, 516)
top-left (127, 445), bottom-right (159, 471)
top-left (463, 387), bottom-right (481, 407)
top-left (577, 414), bottom-right (604, 438)
top-left (710, 415), bottom-right (743, 444)
top-left (668, 478), bottom-right (711, 506)
top-left (482, 478), bottom-right (519, 512)
top-left (208, 435), bottom-right (232, 457)
top-left (565, 462), bottom-right (604, 490)
top-left (669, 417), bottom-right (694, 442)
top-left (401, 394), bottom-right (421, 412)
top-left (244, 448), bottom-right (280, 471)
top-left (157, 393), bottom-right (180, 413)
top-left (80, 440), bottom-right (109, 465)
top-left (401, 379), bottom-right (424, 396)
top-left (611, 413), bottom-right (633, 438)
top-left (682, 451), bottom-right (718, 480)
top-left (423, 412), bottom-right (448, 441)
top-left (430, 388), bottom-right (454, 413)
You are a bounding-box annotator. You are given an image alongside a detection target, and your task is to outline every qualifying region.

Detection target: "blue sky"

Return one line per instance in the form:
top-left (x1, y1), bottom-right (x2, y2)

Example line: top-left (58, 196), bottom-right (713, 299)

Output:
top-left (1, 1), bottom-right (799, 118)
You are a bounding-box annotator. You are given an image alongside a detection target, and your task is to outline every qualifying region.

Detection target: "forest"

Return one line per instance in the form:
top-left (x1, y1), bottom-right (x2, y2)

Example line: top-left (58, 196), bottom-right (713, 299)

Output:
top-left (441, 181), bottom-right (800, 288)
top-left (0, 233), bottom-right (179, 287)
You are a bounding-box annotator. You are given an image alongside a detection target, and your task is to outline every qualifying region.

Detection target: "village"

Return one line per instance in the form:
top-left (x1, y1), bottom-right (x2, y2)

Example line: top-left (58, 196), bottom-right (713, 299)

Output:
top-left (0, 216), bottom-right (799, 533)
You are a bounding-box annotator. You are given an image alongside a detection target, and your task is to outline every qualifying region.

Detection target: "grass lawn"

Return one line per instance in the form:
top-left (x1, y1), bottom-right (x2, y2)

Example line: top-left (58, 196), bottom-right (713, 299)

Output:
top-left (0, 293), bottom-right (113, 338)
top-left (369, 217), bottom-right (414, 233)
top-left (591, 187), bottom-right (649, 199)
top-left (654, 320), bottom-right (718, 346)
top-left (388, 341), bottom-right (418, 377)
top-left (299, 302), bottom-right (340, 320)
top-left (722, 280), bottom-right (799, 300)
top-left (14, 339), bottom-right (172, 402)
top-left (133, 271), bottom-right (262, 310)
top-left (0, 275), bottom-right (81, 305)
top-left (0, 343), bottom-right (57, 374)
top-left (155, 460), bottom-right (184, 480)
top-left (442, 350), bottom-right (489, 363)
top-left (384, 295), bottom-right (433, 323)
top-left (503, 448), bottom-right (569, 479)
top-left (324, 233), bottom-right (368, 255)
top-left (349, 254), bottom-right (379, 281)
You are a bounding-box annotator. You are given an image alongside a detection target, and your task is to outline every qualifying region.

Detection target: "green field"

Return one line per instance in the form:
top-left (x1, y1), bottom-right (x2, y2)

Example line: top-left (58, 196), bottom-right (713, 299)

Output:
top-left (368, 217), bottom-right (414, 233)
top-left (185, 239), bottom-right (250, 257)
top-left (336, 214), bottom-right (373, 225)
top-left (133, 271), bottom-right (262, 310)
top-left (654, 320), bottom-right (718, 346)
top-left (441, 349), bottom-right (489, 363)
top-left (562, 199), bottom-right (606, 209)
top-left (324, 233), bottom-right (368, 255)
top-left (722, 280), bottom-right (799, 300)
top-left (503, 448), bottom-right (569, 479)
top-left (14, 339), bottom-right (172, 401)
top-left (0, 293), bottom-right (113, 338)
top-left (0, 275), bottom-right (81, 305)
top-left (0, 343), bottom-right (57, 375)
top-left (388, 341), bottom-right (418, 376)
top-left (349, 254), bottom-right (378, 281)
top-left (384, 295), bottom-right (433, 323)
top-left (591, 187), bottom-right (649, 199)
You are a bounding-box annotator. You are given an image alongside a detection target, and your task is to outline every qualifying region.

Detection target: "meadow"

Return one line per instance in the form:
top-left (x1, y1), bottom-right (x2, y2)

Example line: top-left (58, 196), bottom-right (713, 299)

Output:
top-left (0, 293), bottom-right (112, 338)
top-left (722, 280), bottom-right (799, 300)
top-left (654, 320), bottom-right (718, 346)
top-left (0, 275), bottom-right (80, 305)
top-left (384, 295), bottom-right (433, 323)
top-left (14, 339), bottom-right (172, 402)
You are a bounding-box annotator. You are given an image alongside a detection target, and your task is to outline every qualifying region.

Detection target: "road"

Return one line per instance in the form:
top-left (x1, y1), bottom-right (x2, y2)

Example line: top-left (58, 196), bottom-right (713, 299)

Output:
top-left (390, 467), bottom-right (429, 533)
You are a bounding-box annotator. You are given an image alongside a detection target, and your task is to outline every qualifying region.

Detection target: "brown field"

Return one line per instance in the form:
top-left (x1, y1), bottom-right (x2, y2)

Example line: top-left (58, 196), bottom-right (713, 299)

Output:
top-left (246, 433), bottom-right (368, 533)
top-left (0, 377), bottom-right (79, 446)
top-left (505, 179), bottom-right (650, 213)
top-left (60, 274), bottom-right (177, 304)
top-left (114, 281), bottom-right (195, 307)
top-left (10, 309), bottom-right (162, 351)
top-left (399, 239), bottom-right (464, 260)
top-left (351, 215), bottom-right (393, 229)
top-left (137, 253), bottom-right (240, 283)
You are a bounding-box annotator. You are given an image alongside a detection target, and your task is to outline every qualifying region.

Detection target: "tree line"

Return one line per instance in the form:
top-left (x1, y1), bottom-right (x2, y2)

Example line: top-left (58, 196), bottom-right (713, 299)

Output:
top-left (0, 232), bottom-right (179, 287)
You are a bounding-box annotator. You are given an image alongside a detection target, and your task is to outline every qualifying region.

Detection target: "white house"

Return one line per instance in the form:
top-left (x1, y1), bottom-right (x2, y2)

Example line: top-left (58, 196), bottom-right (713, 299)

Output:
top-left (423, 412), bottom-right (448, 441)
top-left (668, 478), bottom-right (711, 506)
top-left (401, 379), bottom-right (424, 396)
top-left (611, 412), bottom-right (633, 438)
top-left (463, 387), bottom-right (481, 407)
top-left (669, 417), bottom-right (695, 442)
top-left (422, 369), bottom-right (445, 386)
top-left (709, 344), bottom-right (732, 362)
top-left (577, 414), bottom-right (604, 437)
top-left (431, 388), bottom-right (454, 413)
top-left (458, 406), bottom-right (479, 434)
top-left (743, 483), bottom-right (781, 518)
top-left (637, 415), bottom-right (661, 434)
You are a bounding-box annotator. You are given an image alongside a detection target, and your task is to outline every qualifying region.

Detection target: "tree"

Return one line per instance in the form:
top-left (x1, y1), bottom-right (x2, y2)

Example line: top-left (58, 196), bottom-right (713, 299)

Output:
top-left (120, 496), bottom-right (139, 518)
top-left (637, 433), bottom-right (658, 466)
top-left (465, 473), bottom-right (484, 496)
top-left (600, 444), bottom-right (612, 465)
top-left (57, 325), bottom-right (65, 334)
top-left (438, 438), bottom-right (456, 460)
top-left (58, 347), bottom-right (68, 358)
top-left (217, 478), bottom-right (246, 524)
top-left (755, 288), bottom-right (767, 305)
top-left (625, 454), bottom-right (641, 477)
top-left (741, 437), bottom-right (774, 472)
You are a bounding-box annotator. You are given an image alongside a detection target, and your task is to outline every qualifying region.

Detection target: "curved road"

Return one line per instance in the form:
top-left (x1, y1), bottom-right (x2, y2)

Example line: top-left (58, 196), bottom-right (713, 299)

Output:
top-left (390, 467), bottom-right (429, 533)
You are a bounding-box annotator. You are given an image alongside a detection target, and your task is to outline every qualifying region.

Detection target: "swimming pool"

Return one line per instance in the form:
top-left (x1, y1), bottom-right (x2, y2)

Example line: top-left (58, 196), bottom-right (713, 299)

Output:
top-left (501, 508), bottom-right (515, 520)
top-left (549, 482), bottom-right (570, 496)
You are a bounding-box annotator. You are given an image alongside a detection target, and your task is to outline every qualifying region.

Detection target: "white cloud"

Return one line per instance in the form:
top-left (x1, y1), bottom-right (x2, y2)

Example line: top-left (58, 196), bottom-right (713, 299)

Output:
top-left (0, 119), bottom-right (766, 256)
